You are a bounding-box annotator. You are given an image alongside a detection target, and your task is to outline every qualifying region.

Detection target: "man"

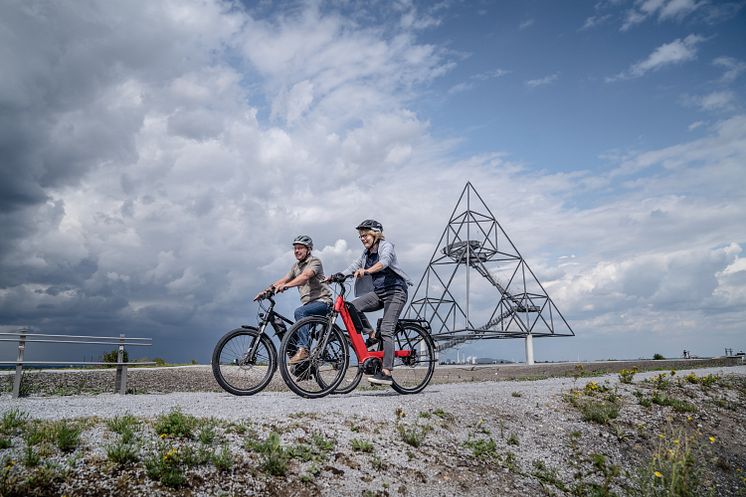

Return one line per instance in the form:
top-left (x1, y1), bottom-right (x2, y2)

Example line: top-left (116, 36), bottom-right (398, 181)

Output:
top-left (256, 235), bottom-right (332, 364)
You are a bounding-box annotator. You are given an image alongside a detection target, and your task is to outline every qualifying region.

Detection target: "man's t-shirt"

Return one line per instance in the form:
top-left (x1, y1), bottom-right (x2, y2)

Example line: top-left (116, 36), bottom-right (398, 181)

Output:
top-left (287, 256), bottom-right (333, 305)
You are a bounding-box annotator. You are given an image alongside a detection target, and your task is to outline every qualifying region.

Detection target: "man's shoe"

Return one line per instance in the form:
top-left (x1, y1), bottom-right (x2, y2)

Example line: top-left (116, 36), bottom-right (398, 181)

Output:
top-left (288, 347), bottom-right (309, 365)
top-left (367, 371), bottom-right (393, 386)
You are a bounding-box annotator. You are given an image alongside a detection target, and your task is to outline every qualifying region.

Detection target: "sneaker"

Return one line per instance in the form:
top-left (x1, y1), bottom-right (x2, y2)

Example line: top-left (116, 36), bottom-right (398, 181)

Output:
top-left (367, 371), bottom-right (393, 386)
top-left (288, 347), bottom-right (309, 365)
top-left (364, 331), bottom-right (379, 350)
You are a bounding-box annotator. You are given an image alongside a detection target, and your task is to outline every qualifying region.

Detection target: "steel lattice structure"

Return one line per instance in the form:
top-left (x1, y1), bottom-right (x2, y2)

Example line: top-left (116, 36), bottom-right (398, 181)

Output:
top-left (405, 182), bottom-right (574, 351)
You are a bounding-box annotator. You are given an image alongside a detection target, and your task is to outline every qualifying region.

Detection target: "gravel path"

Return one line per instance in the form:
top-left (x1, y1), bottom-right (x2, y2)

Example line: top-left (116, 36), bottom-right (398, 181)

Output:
top-left (3, 365), bottom-right (741, 421)
top-left (1, 365), bottom-right (743, 497)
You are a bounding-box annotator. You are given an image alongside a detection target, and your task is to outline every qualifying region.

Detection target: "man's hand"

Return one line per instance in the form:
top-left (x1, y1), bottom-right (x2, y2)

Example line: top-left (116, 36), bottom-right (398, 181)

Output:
top-left (275, 283), bottom-right (289, 293)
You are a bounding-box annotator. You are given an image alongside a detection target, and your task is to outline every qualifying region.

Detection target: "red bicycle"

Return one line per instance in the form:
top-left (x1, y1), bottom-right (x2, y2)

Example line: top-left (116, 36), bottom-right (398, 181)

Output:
top-left (278, 274), bottom-right (436, 398)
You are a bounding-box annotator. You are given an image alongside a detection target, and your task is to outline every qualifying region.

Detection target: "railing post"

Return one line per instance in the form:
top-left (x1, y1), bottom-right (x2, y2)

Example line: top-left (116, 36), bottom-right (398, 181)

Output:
top-left (12, 331), bottom-right (27, 398)
top-left (115, 334), bottom-right (127, 395)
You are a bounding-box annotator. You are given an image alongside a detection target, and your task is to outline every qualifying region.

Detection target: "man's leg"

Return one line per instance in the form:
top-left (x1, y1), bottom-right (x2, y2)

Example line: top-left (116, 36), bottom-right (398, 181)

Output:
top-left (290, 301), bottom-right (331, 363)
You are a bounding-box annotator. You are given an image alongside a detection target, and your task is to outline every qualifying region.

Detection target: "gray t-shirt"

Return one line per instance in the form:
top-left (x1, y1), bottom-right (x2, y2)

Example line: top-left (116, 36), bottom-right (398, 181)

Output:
top-left (287, 256), bottom-right (332, 305)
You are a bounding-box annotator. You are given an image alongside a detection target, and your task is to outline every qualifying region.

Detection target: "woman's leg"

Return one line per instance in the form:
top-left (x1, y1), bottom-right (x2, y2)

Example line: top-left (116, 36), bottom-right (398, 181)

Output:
top-left (378, 288), bottom-right (408, 373)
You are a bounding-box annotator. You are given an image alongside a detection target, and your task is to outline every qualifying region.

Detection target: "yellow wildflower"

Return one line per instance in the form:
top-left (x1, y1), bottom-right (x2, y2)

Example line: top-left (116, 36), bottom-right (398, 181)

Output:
top-left (160, 433), bottom-right (167, 439)
top-left (673, 439), bottom-right (680, 445)
top-left (654, 471), bottom-right (663, 478)
top-left (709, 436), bottom-right (716, 444)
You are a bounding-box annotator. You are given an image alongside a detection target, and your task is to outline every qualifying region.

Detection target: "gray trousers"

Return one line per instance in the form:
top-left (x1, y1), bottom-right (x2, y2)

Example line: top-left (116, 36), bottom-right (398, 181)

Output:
top-left (350, 287), bottom-right (408, 370)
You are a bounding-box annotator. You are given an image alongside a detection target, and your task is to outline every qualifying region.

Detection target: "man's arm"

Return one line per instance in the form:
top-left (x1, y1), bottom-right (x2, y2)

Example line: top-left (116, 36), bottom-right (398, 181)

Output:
top-left (276, 267), bottom-right (316, 292)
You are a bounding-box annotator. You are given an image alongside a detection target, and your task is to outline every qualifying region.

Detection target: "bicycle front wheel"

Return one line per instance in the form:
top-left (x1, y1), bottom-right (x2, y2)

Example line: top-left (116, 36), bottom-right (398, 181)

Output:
top-left (279, 316), bottom-right (349, 399)
top-left (211, 328), bottom-right (277, 396)
top-left (391, 322), bottom-right (436, 394)
top-left (332, 338), bottom-right (363, 394)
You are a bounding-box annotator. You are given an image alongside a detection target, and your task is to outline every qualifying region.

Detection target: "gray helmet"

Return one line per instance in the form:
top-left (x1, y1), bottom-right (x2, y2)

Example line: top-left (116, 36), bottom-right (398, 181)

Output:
top-left (355, 219), bottom-right (383, 232)
top-left (292, 234), bottom-right (313, 249)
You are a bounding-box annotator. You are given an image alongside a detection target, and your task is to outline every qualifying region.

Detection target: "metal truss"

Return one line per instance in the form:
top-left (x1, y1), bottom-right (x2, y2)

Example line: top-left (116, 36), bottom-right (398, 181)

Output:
top-left (405, 182), bottom-right (574, 351)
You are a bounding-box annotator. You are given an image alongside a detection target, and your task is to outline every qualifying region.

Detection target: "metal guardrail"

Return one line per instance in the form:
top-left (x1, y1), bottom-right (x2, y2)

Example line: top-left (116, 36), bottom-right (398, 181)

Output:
top-left (0, 328), bottom-right (154, 398)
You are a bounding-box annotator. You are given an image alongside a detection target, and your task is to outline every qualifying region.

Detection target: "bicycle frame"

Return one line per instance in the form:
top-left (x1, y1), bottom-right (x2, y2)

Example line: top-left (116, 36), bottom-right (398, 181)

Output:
top-left (243, 294), bottom-right (293, 361)
top-left (329, 280), bottom-right (413, 366)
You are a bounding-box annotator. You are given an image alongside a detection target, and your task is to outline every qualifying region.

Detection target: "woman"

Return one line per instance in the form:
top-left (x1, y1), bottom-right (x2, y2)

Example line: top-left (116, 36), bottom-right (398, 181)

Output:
top-left (338, 219), bottom-right (412, 386)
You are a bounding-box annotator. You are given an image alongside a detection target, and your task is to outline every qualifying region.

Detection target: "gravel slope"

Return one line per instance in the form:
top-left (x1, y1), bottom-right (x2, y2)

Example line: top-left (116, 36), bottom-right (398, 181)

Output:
top-left (0, 365), bottom-right (744, 496)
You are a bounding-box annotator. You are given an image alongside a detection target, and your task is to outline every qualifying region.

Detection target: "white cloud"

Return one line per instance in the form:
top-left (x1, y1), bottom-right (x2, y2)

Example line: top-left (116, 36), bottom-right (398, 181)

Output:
top-left (621, 0), bottom-right (703, 30)
top-left (525, 73), bottom-right (558, 88)
top-left (713, 56), bottom-right (746, 84)
top-left (519, 19), bottom-right (535, 30)
top-left (686, 90), bottom-right (737, 112)
top-left (607, 34), bottom-right (704, 81)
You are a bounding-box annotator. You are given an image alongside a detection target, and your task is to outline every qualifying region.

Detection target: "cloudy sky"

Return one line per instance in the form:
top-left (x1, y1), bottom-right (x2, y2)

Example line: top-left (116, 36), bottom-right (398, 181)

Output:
top-left (1, 0), bottom-right (744, 364)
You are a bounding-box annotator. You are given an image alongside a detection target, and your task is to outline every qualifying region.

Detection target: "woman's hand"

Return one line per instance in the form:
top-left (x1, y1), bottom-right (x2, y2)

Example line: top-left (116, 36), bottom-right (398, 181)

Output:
top-left (354, 268), bottom-right (368, 279)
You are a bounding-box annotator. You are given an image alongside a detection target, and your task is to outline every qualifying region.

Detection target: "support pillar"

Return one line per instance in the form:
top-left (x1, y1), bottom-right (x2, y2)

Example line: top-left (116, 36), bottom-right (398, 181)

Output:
top-left (525, 333), bottom-right (534, 365)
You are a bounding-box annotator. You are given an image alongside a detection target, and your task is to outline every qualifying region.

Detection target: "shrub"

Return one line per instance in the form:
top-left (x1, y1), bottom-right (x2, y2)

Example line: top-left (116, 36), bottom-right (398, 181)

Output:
top-left (106, 441), bottom-right (139, 465)
top-left (619, 368), bottom-right (638, 384)
top-left (102, 349), bottom-right (128, 366)
top-left (154, 408), bottom-right (196, 439)
top-left (653, 353), bottom-right (665, 360)
top-left (464, 437), bottom-right (498, 459)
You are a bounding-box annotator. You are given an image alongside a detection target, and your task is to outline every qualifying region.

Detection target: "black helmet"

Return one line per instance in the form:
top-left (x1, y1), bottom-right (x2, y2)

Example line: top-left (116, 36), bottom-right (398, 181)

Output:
top-left (292, 234), bottom-right (313, 249)
top-left (355, 219), bottom-right (383, 232)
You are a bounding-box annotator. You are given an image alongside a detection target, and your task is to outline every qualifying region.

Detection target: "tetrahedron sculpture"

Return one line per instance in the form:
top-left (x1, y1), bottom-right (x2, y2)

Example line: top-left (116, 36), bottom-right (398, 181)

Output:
top-left (405, 182), bottom-right (574, 353)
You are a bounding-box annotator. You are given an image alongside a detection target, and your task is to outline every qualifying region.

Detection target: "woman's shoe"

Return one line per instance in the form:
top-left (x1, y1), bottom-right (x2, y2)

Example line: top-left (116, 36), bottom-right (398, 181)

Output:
top-left (367, 371), bottom-right (393, 386)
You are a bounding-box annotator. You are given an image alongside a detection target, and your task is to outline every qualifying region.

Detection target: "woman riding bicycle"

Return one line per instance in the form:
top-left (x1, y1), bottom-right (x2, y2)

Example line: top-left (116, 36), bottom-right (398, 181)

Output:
top-left (331, 219), bottom-right (412, 386)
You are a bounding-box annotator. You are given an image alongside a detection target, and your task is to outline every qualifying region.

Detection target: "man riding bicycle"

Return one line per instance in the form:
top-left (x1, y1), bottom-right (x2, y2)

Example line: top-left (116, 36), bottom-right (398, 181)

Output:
top-left (256, 235), bottom-right (332, 365)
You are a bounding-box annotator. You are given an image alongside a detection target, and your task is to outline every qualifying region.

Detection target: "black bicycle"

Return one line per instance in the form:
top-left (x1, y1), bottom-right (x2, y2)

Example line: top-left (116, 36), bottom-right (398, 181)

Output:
top-left (211, 289), bottom-right (293, 396)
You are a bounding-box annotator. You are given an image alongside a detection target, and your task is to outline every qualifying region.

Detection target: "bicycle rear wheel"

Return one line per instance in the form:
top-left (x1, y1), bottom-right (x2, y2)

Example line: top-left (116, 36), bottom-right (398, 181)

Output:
top-left (212, 328), bottom-right (277, 396)
top-left (390, 322), bottom-right (435, 394)
top-left (279, 316), bottom-right (349, 399)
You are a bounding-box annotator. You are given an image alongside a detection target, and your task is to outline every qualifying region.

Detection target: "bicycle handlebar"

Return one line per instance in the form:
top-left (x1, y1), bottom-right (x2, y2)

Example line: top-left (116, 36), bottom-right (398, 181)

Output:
top-left (326, 273), bottom-right (353, 284)
top-left (255, 287), bottom-right (277, 302)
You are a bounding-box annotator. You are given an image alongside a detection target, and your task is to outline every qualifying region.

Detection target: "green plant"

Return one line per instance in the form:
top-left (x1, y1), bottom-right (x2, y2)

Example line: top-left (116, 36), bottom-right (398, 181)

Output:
top-left (463, 437), bottom-right (498, 459)
top-left (22, 446), bottom-right (40, 467)
top-left (54, 421), bottom-right (82, 452)
top-left (0, 438), bottom-right (11, 449)
top-left (619, 368), bottom-right (638, 384)
top-left (511, 391), bottom-right (523, 397)
top-left (212, 446), bottom-right (233, 471)
top-left (635, 430), bottom-right (712, 497)
top-left (198, 423), bottom-right (216, 445)
top-left (507, 433), bottom-right (519, 446)
top-left (102, 349), bottom-right (128, 366)
top-left (144, 444), bottom-right (186, 488)
top-left (106, 441), bottom-right (139, 465)
top-left (248, 432), bottom-right (289, 476)
top-left (154, 408), bottom-right (196, 439)
top-left (397, 423), bottom-right (429, 448)
top-left (351, 438), bottom-right (374, 452)
top-left (1, 408), bottom-right (29, 434)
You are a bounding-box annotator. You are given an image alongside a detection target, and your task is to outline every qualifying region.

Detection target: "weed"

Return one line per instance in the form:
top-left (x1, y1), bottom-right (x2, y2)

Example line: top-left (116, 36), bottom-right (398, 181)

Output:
top-left (153, 408), bottom-right (196, 439)
top-left (248, 432), bottom-right (289, 476)
top-left (464, 437), bottom-right (498, 460)
top-left (311, 432), bottom-right (335, 453)
top-left (397, 423), bottom-right (429, 448)
top-left (635, 430), bottom-right (713, 497)
top-left (511, 391), bottom-right (523, 397)
top-left (198, 423), bottom-right (216, 445)
top-left (22, 446), bottom-right (40, 467)
top-left (0, 438), bottom-right (11, 449)
top-left (106, 441), bottom-right (139, 465)
top-left (351, 438), bottom-right (374, 452)
top-left (651, 393), bottom-right (697, 413)
top-left (532, 459), bottom-right (568, 492)
top-left (212, 446), bottom-right (233, 471)
top-left (507, 433), bottom-right (519, 446)
top-left (619, 368), bottom-right (638, 384)
top-left (144, 444), bottom-right (186, 488)
top-left (54, 421), bottom-right (82, 452)
top-left (1, 408), bottom-right (28, 435)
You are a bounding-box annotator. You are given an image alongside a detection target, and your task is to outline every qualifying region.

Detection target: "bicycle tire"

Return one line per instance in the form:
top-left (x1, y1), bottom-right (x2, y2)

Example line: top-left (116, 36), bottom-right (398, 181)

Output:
top-left (279, 316), bottom-right (349, 399)
top-left (211, 327), bottom-right (277, 396)
top-left (390, 322), bottom-right (436, 394)
top-left (332, 338), bottom-right (363, 394)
